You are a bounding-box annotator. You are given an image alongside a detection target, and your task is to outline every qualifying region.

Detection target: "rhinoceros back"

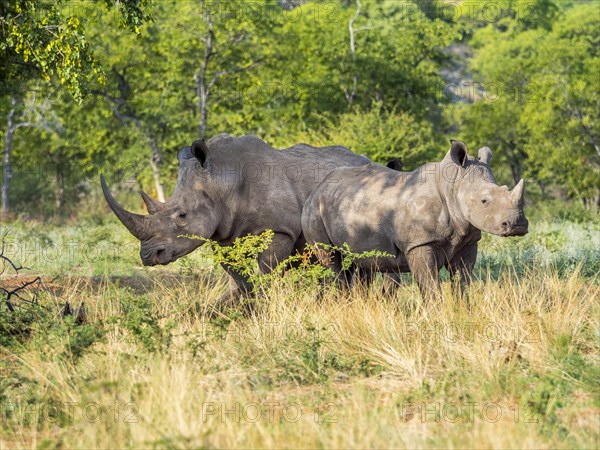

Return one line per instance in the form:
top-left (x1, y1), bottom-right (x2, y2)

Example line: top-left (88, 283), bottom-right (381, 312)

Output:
top-left (283, 143), bottom-right (370, 167)
top-left (194, 134), bottom-right (371, 243)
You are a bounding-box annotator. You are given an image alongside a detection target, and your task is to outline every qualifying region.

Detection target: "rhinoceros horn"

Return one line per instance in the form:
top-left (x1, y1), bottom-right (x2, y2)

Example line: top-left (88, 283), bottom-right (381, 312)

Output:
top-left (477, 147), bottom-right (492, 165)
top-left (101, 175), bottom-right (150, 240)
top-left (510, 179), bottom-right (525, 205)
top-left (139, 189), bottom-right (164, 215)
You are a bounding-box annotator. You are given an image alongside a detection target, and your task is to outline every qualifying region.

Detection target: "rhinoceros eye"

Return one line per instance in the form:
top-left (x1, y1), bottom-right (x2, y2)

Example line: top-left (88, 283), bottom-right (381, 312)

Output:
top-left (178, 212), bottom-right (187, 219)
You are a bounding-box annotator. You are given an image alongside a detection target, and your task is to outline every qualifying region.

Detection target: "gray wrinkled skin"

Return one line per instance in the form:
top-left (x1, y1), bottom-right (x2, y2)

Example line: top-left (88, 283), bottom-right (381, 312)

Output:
top-left (102, 133), bottom-right (370, 305)
top-left (301, 141), bottom-right (529, 299)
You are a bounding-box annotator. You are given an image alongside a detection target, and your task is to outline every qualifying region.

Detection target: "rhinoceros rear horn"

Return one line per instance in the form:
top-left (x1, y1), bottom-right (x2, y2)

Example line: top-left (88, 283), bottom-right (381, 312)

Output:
top-left (386, 158), bottom-right (403, 171)
top-left (477, 147), bottom-right (492, 165)
top-left (449, 140), bottom-right (468, 167)
top-left (191, 139), bottom-right (209, 167)
top-left (101, 175), bottom-right (150, 240)
top-left (139, 189), bottom-right (164, 214)
top-left (177, 146), bottom-right (193, 164)
top-left (510, 179), bottom-right (525, 205)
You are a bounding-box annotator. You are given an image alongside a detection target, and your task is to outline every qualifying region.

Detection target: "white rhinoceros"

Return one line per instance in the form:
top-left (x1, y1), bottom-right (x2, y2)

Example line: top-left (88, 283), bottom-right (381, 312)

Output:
top-left (301, 140), bottom-right (529, 298)
top-left (102, 133), bottom-right (370, 305)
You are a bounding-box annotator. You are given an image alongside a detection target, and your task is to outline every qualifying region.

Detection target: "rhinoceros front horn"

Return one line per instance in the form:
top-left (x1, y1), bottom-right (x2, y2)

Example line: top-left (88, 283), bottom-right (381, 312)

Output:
top-left (101, 175), bottom-right (150, 240)
top-left (510, 179), bottom-right (525, 205)
top-left (139, 190), bottom-right (164, 215)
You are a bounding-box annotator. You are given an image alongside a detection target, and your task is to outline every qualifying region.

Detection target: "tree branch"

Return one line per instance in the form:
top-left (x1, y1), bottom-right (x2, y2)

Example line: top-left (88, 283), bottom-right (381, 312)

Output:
top-left (348, 0), bottom-right (362, 54)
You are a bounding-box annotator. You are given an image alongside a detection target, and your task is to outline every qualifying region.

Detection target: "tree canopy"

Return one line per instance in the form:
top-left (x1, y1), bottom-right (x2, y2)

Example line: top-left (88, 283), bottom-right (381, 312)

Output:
top-left (1, 0), bottom-right (152, 100)
top-left (1, 0), bottom-right (599, 217)
top-left (453, 0), bottom-right (599, 199)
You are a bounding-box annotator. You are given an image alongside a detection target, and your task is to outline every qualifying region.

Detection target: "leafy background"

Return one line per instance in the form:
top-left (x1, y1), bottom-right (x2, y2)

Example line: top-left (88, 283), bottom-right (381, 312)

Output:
top-left (0, 0), bottom-right (598, 218)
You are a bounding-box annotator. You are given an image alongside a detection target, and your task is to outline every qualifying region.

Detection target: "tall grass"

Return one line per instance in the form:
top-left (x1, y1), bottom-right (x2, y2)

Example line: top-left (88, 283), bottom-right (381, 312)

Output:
top-left (0, 218), bottom-right (599, 449)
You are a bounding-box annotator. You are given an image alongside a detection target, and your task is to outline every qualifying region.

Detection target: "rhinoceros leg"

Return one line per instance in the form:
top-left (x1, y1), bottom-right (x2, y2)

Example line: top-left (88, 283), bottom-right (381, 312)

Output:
top-left (354, 269), bottom-right (400, 294)
top-left (211, 263), bottom-right (255, 312)
top-left (257, 232), bottom-right (296, 275)
top-left (307, 246), bottom-right (352, 289)
top-left (212, 233), bottom-right (296, 314)
top-left (382, 272), bottom-right (402, 295)
top-left (406, 245), bottom-right (443, 300)
top-left (323, 251), bottom-right (352, 289)
top-left (447, 242), bottom-right (478, 298)
top-left (352, 267), bottom-right (375, 287)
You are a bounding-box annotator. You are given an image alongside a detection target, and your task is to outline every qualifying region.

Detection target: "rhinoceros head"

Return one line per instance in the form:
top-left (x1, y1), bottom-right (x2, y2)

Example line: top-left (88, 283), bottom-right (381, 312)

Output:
top-left (101, 140), bottom-right (221, 266)
top-left (444, 141), bottom-right (528, 237)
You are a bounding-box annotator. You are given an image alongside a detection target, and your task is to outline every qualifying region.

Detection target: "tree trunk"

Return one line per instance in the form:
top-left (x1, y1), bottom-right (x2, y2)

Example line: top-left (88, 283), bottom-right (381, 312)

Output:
top-left (345, 0), bottom-right (362, 106)
top-left (55, 166), bottom-right (65, 212)
top-left (146, 137), bottom-right (165, 202)
top-left (197, 24), bottom-right (213, 139)
top-left (149, 156), bottom-right (165, 202)
top-left (2, 130), bottom-right (14, 218)
top-left (2, 99), bottom-right (16, 218)
top-left (198, 83), bottom-right (208, 139)
top-left (510, 162), bottom-right (522, 186)
top-left (503, 139), bottom-right (527, 186)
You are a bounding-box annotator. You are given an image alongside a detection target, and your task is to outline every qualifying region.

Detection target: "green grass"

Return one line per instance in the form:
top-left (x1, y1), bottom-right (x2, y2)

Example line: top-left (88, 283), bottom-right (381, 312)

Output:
top-left (0, 219), bottom-right (214, 277)
top-left (0, 213), bottom-right (598, 449)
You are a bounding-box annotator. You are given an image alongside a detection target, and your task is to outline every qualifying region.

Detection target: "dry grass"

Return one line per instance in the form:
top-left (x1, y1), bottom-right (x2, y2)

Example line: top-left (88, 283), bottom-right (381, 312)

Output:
top-left (1, 262), bottom-right (598, 449)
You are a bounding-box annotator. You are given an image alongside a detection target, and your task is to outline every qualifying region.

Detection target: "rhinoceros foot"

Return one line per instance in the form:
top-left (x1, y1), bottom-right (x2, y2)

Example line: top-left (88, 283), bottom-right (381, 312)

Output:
top-left (205, 288), bottom-right (256, 319)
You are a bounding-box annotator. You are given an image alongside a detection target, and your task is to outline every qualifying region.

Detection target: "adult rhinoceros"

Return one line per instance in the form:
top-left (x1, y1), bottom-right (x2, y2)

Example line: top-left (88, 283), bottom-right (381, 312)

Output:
top-left (101, 133), bottom-right (370, 305)
top-left (301, 140), bottom-right (529, 298)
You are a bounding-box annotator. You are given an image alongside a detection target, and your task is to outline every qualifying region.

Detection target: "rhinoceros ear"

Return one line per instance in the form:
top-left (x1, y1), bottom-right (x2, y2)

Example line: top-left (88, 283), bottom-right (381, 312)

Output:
top-left (191, 139), bottom-right (209, 167)
top-left (477, 147), bottom-right (492, 165)
top-left (449, 140), bottom-right (468, 167)
top-left (177, 146), bottom-right (193, 164)
top-left (386, 158), bottom-right (403, 171)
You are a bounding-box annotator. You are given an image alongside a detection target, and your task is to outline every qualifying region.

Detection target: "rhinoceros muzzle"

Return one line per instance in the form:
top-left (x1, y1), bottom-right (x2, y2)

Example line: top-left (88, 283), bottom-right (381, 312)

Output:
top-left (501, 217), bottom-right (529, 237)
top-left (500, 179), bottom-right (528, 236)
top-left (140, 245), bottom-right (173, 266)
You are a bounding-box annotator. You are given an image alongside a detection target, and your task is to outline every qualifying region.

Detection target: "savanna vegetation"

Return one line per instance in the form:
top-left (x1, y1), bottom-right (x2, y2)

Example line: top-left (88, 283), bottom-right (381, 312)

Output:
top-left (0, 217), bottom-right (598, 448)
top-left (1, 0), bottom-right (599, 448)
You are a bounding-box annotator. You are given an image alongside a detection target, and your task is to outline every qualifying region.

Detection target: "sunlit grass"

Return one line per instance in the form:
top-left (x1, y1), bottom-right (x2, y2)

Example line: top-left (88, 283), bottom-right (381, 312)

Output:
top-left (0, 219), bottom-right (599, 449)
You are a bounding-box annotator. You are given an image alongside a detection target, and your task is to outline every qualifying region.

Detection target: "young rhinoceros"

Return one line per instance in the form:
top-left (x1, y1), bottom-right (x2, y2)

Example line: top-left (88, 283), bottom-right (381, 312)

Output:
top-left (301, 140), bottom-right (528, 298)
